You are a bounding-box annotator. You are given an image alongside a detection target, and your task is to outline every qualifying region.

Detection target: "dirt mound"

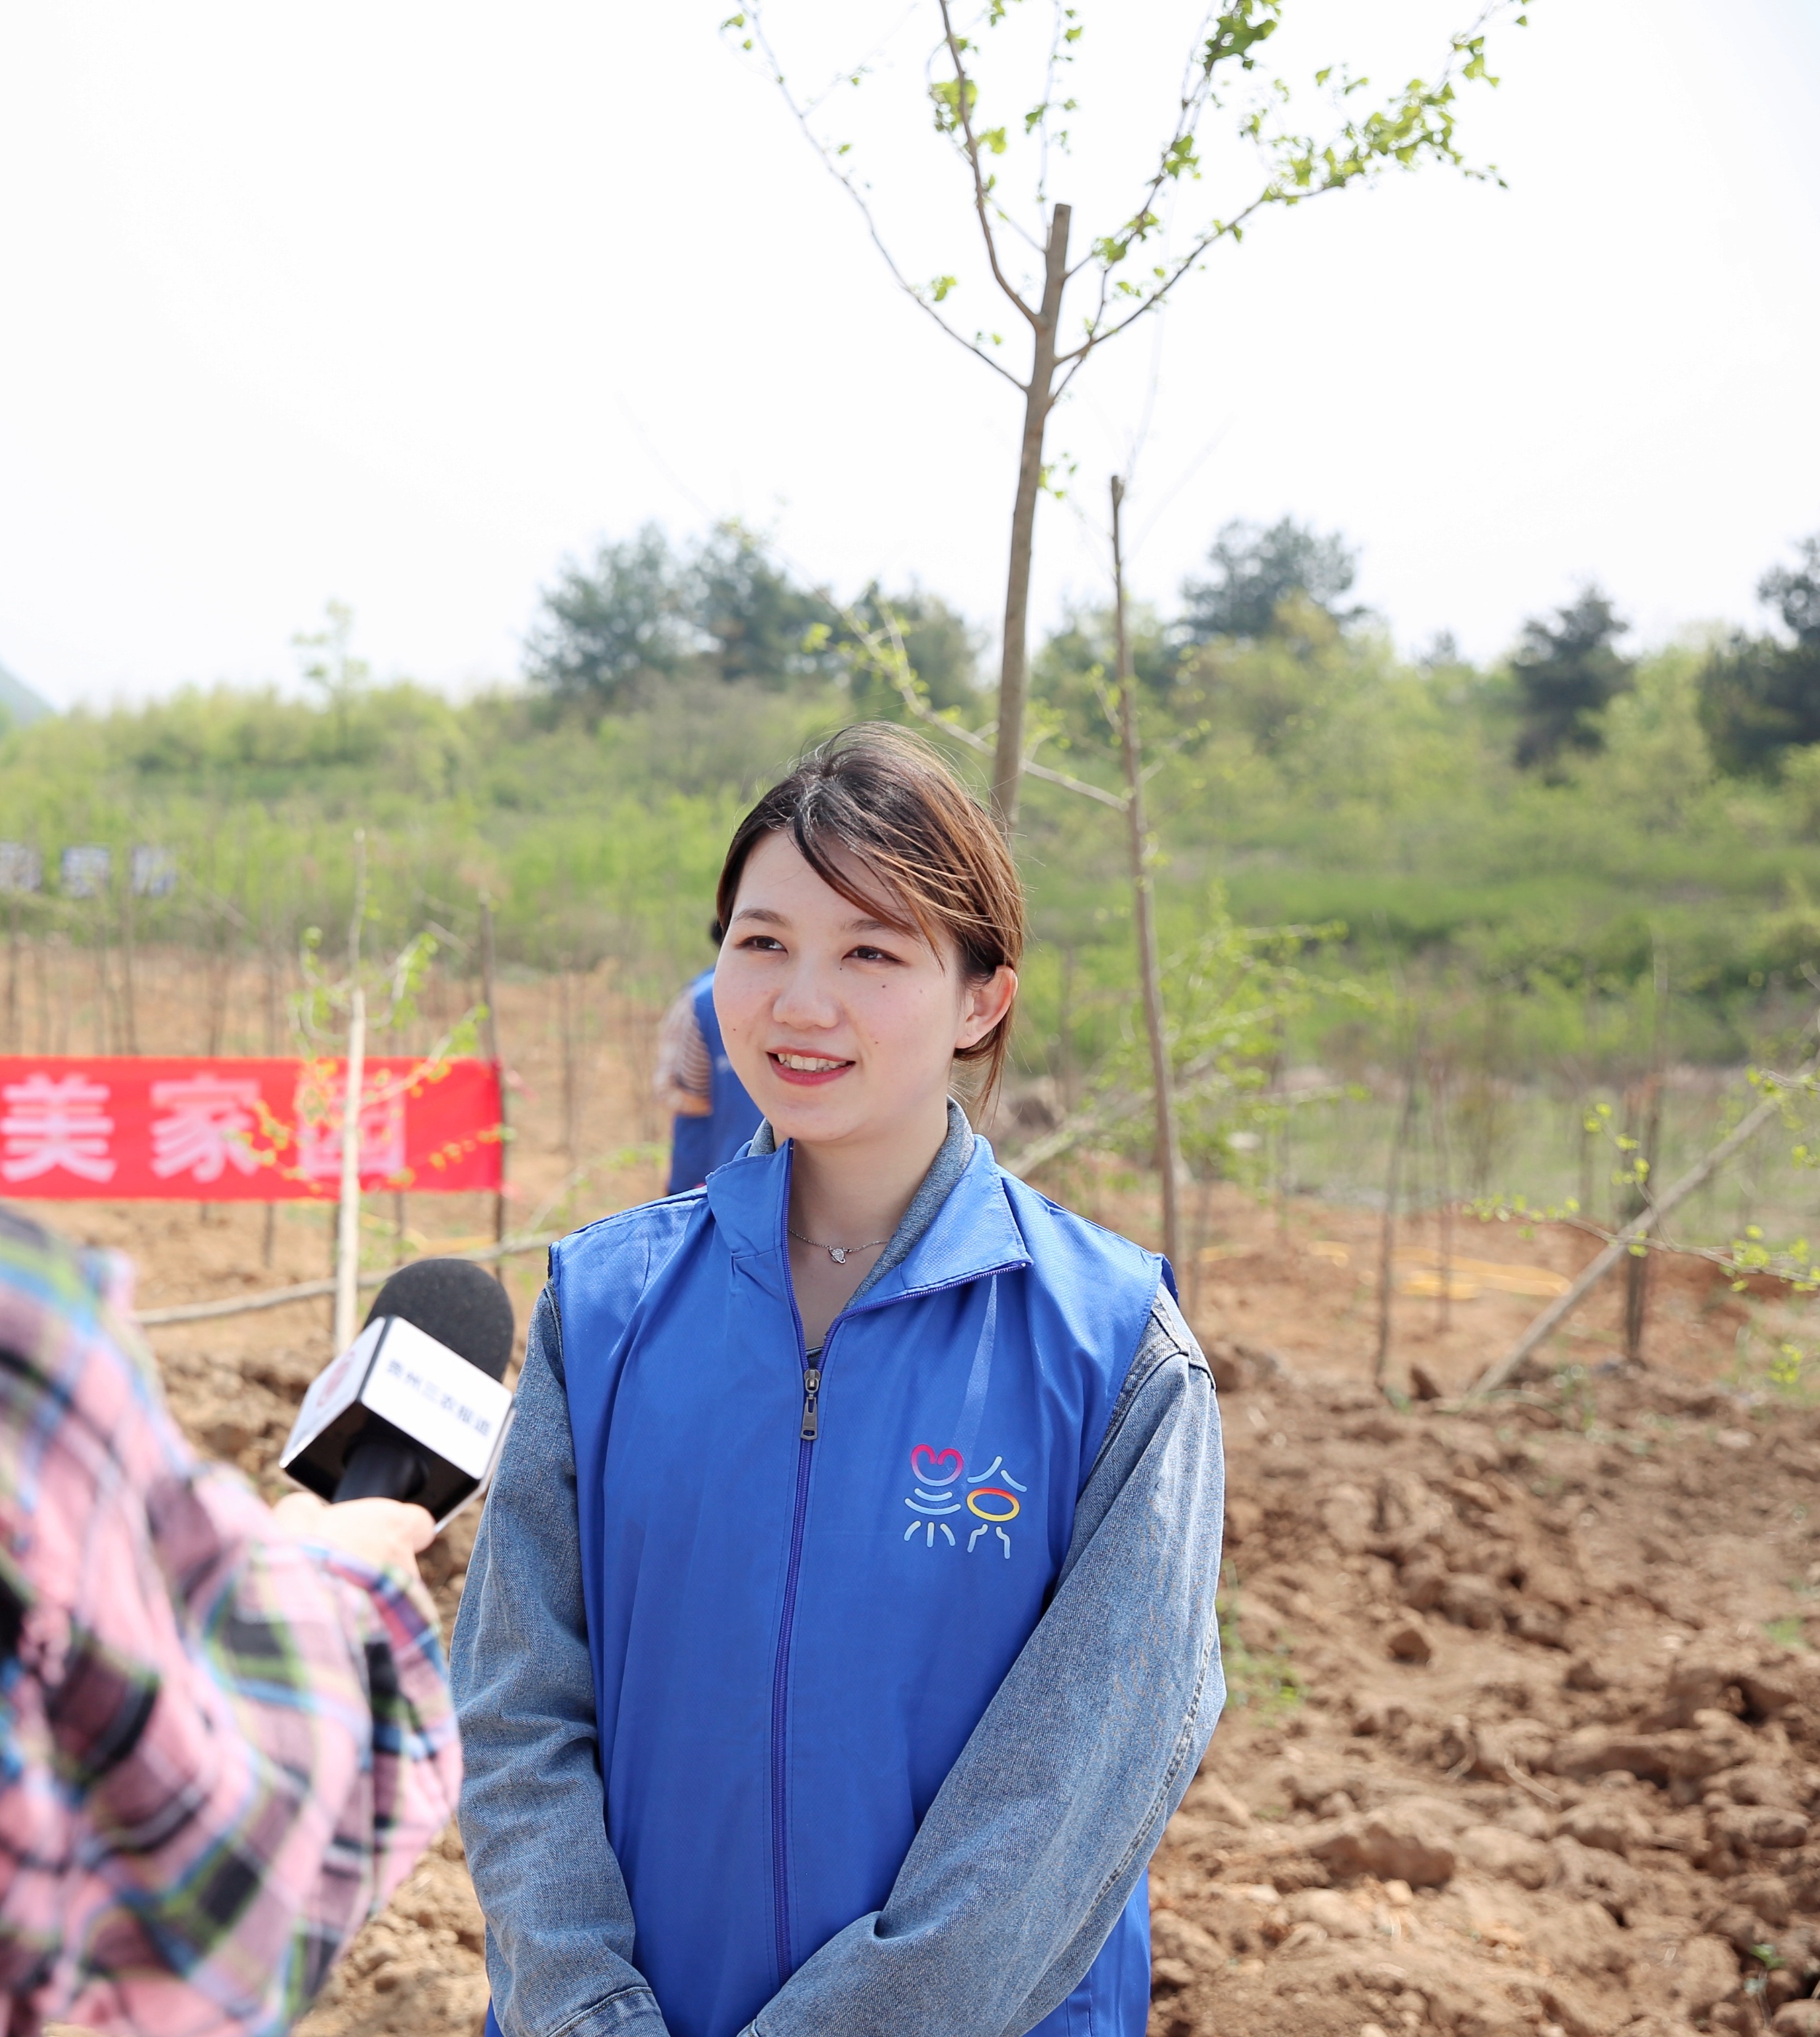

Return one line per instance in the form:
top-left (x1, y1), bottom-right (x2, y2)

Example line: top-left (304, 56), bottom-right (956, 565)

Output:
top-left (1157, 1363), bottom-right (1820, 2036)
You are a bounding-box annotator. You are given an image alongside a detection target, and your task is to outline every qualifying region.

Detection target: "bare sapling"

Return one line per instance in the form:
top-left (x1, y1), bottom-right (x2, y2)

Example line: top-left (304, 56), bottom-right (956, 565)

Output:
top-left (1429, 1053), bottom-right (1455, 1335)
top-left (295, 833), bottom-right (471, 1351)
top-left (1111, 476), bottom-right (1184, 1271)
top-left (481, 893), bottom-right (508, 1277)
top-left (1375, 1036), bottom-right (1421, 1393)
top-left (729, 0), bottom-right (1522, 829)
top-left (333, 835), bottom-right (370, 1352)
top-left (118, 880), bottom-right (139, 1055)
top-left (1469, 1039), bottom-right (1820, 1400)
top-left (1622, 946), bottom-right (1669, 1365)
top-left (5, 898), bottom-right (18, 1053)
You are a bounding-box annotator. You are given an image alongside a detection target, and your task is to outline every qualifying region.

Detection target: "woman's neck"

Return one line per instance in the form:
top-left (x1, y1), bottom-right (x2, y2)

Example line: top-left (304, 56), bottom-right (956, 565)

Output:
top-left (787, 1094), bottom-right (952, 1253)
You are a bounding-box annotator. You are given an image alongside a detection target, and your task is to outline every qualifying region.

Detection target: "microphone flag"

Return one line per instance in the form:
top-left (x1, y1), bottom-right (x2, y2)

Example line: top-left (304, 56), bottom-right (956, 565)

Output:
top-left (281, 1314), bottom-right (514, 1526)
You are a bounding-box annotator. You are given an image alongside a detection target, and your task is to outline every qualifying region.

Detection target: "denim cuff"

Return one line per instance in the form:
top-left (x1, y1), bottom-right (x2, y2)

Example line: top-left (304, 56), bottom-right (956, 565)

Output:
top-left (546, 1984), bottom-right (671, 2037)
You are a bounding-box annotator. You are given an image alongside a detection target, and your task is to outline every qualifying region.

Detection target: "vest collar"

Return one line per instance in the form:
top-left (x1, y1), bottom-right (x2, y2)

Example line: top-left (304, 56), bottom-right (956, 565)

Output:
top-left (703, 1133), bottom-right (1030, 1308)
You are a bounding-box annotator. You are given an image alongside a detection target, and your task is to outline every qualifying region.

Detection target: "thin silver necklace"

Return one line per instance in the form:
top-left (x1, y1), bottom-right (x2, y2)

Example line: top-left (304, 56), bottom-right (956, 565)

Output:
top-left (789, 1227), bottom-right (888, 1267)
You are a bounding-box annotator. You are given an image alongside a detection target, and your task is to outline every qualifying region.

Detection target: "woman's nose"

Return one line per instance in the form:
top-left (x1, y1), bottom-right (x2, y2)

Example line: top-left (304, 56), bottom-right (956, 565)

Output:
top-left (770, 957), bottom-right (842, 1029)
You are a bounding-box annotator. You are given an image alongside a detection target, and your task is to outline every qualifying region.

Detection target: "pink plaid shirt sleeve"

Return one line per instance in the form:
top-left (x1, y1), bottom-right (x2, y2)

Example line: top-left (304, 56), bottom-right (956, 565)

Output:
top-left (0, 1211), bottom-right (461, 2037)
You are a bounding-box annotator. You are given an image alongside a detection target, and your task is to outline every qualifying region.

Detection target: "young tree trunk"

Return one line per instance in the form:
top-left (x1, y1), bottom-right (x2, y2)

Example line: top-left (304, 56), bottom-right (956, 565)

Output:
top-left (5, 901), bottom-right (17, 1053)
top-left (333, 837), bottom-right (369, 1354)
top-left (481, 895), bottom-right (507, 1269)
top-left (558, 963), bottom-right (592, 1160)
top-left (1375, 1043), bottom-right (1421, 1392)
top-left (1471, 1062), bottom-right (1796, 1400)
top-left (263, 916), bottom-right (284, 1269)
top-left (1624, 947), bottom-right (1669, 1366)
top-left (990, 204), bottom-right (1070, 834)
top-left (1430, 1056), bottom-right (1455, 1334)
top-left (1110, 476), bottom-right (1184, 1272)
top-left (119, 886), bottom-right (139, 1054)
top-left (1057, 943), bottom-right (1078, 1115)
top-left (36, 936), bottom-right (53, 1053)
top-left (205, 911), bottom-right (229, 1057)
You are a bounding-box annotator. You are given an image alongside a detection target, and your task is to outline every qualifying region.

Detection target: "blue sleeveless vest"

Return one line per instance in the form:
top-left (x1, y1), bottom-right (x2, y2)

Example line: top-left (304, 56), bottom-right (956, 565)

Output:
top-left (666, 969), bottom-right (764, 1195)
top-left (552, 1135), bottom-right (1165, 2037)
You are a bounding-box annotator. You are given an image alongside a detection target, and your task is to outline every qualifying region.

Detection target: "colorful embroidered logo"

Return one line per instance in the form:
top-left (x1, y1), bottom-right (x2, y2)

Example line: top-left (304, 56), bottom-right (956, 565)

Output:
top-left (911, 1445), bottom-right (963, 1486)
top-left (903, 1448), bottom-right (1028, 1555)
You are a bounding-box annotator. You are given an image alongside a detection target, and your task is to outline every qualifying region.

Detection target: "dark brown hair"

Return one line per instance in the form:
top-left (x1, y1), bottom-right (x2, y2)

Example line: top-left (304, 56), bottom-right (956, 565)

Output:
top-left (714, 725), bottom-right (1025, 1109)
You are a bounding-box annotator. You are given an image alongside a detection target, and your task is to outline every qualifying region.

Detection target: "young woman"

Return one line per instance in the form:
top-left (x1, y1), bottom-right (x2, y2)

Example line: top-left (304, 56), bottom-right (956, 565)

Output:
top-left (453, 728), bottom-right (1226, 2037)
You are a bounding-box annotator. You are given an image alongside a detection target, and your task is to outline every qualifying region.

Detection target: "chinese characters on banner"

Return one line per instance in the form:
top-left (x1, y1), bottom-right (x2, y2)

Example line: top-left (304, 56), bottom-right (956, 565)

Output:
top-left (0, 1057), bottom-right (503, 1200)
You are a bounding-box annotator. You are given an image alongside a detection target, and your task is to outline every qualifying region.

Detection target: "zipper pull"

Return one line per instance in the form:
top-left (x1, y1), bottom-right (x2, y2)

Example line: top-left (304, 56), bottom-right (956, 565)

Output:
top-left (800, 1366), bottom-right (821, 1442)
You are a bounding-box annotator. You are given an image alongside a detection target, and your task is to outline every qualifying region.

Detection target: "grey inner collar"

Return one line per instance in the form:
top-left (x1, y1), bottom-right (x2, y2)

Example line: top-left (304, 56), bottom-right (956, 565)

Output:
top-left (751, 1098), bottom-right (975, 1307)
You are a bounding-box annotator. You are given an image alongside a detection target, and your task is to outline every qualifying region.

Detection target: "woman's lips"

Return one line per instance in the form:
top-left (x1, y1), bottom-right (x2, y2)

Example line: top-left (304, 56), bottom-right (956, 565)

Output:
top-left (768, 1051), bottom-right (855, 1088)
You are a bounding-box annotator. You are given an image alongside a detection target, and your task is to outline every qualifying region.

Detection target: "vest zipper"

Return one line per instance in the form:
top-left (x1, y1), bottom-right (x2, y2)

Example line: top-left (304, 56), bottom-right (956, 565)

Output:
top-left (771, 1299), bottom-right (829, 1986)
top-left (764, 1152), bottom-right (1026, 1987)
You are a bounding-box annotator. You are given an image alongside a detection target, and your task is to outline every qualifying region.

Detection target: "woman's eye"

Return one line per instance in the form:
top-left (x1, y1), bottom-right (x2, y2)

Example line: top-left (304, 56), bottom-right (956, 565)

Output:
top-left (849, 946), bottom-right (900, 965)
top-left (738, 934), bottom-right (784, 952)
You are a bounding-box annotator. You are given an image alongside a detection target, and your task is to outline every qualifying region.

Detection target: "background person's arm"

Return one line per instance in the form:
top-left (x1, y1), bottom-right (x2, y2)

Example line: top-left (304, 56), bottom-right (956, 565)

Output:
top-left (737, 1291), bottom-right (1225, 2037)
top-left (452, 1285), bottom-right (673, 2037)
top-left (653, 986), bottom-right (714, 1119)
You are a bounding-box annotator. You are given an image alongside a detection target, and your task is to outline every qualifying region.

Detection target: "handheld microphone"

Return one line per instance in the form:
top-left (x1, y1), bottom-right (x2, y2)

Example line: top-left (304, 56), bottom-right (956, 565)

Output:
top-left (279, 1259), bottom-right (516, 1527)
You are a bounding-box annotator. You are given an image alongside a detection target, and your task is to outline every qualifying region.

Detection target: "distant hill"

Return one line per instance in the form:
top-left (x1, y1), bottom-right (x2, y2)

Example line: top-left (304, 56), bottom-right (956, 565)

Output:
top-left (0, 659), bottom-right (55, 729)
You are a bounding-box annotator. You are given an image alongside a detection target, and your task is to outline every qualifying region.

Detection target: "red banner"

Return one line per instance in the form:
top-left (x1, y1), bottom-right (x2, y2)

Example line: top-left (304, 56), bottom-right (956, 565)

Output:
top-left (0, 1056), bottom-right (503, 1200)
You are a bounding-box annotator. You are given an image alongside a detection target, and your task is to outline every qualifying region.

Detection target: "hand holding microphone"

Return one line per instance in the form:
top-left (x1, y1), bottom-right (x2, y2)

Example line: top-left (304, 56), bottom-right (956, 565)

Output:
top-left (272, 1489), bottom-right (438, 1574)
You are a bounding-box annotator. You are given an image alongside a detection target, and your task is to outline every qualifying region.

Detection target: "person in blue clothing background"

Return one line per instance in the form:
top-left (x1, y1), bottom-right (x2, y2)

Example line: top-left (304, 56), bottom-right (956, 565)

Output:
top-left (657, 937), bottom-right (766, 1195)
top-left (453, 725), bottom-right (1226, 2037)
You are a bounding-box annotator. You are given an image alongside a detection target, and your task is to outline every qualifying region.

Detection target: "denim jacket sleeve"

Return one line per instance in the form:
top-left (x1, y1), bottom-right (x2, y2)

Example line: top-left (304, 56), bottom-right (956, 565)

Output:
top-left (741, 1289), bottom-right (1225, 2037)
top-left (452, 1284), bottom-right (672, 2037)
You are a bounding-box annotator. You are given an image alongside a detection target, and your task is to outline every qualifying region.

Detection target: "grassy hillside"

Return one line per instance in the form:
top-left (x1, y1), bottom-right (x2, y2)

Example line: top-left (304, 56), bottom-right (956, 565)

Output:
top-left (4, 618), bottom-right (1817, 1097)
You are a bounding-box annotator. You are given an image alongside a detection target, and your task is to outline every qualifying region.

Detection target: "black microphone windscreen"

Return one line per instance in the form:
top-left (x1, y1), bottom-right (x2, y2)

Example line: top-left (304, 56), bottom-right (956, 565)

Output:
top-left (364, 1258), bottom-right (516, 1382)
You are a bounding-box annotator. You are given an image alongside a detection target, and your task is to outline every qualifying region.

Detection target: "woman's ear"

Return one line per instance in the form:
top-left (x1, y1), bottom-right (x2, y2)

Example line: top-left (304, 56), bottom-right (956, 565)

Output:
top-left (956, 967), bottom-right (1018, 1051)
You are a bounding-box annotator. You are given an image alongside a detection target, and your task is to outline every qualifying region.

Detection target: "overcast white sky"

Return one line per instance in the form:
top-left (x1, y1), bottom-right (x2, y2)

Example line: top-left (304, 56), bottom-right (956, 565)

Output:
top-left (0, 0), bottom-right (1816, 709)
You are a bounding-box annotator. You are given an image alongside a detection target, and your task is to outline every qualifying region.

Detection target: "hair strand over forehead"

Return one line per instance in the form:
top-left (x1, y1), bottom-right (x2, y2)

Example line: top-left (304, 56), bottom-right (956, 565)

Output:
top-left (715, 725), bottom-right (1025, 1112)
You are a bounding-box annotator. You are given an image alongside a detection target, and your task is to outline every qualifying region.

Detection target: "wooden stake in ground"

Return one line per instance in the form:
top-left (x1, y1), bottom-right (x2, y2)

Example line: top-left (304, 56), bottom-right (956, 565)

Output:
top-left (91, 901), bottom-right (112, 1055)
top-left (118, 878), bottom-right (139, 1055)
top-left (261, 913), bottom-right (284, 1269)
top-left (332, 834), bottom-right (368, 1353)
top-left (4, 898), bottom-right (17, 1053)
top-left (1375, 1041), bottom-right (1421, 1391)
top-left (1110, 475), bottom-right (1184, 1274)
top-left (1624, 945), bottom-right (1669, 1365)
top-left (481, 893), bottom-right (508, 1277)
top-left (1467, 1064), bottom-right (1810, 1400)
top-left (1430, 1054), bottom-right (1455, 1335)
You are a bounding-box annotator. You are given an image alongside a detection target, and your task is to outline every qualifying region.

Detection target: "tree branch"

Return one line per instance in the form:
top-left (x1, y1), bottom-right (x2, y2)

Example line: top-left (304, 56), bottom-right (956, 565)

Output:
top-left (740, 4), bottom-right (1027, 388)
top-left (1056, 188), bottom-right (1278, 375)
top-left (894, 655), bottom-right (1128, 810)
top-left (1055, 0), bottom-right (1514, 374)
top-left (839, 599), bottom-right (1130, 812)
top-left (933, 0), bottom-right (1040, 327)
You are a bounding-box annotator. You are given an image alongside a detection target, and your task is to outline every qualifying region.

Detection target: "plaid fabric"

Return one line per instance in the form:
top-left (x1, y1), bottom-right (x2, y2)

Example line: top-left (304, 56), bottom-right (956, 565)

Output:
top-left (0, 1209), bottom-right (460, 2037)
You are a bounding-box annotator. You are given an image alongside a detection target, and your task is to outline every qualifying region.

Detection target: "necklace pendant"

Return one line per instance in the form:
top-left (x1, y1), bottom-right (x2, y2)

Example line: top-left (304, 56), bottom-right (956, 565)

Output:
top-left (829, 1245), bottom-right (849, 1265)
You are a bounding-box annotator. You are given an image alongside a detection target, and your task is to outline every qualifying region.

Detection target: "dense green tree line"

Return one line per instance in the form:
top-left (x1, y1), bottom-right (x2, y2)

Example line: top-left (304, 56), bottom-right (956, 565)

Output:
top-left (4, 518), bottom-right (1820, 1092)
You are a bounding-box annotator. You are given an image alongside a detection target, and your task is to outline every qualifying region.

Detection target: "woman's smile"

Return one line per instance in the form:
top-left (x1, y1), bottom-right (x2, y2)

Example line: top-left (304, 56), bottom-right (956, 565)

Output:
top-left (768, 1050), bottom-right (855, 1085)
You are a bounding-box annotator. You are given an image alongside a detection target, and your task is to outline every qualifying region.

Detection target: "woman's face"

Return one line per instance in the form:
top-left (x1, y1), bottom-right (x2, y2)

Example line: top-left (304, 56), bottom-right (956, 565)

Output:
top-left (714, 831), bottom-right (1015, 1153)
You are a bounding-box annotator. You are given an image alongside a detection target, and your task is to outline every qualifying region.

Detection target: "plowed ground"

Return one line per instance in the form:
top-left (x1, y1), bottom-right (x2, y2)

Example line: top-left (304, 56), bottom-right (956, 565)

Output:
top-left (22, 988), bottom-right (1820, 2037)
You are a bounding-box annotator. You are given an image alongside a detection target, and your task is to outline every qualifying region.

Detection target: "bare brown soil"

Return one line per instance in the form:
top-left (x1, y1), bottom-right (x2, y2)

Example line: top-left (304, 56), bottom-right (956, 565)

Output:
top-left (20, 978), bottom-right (1820, 2037)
